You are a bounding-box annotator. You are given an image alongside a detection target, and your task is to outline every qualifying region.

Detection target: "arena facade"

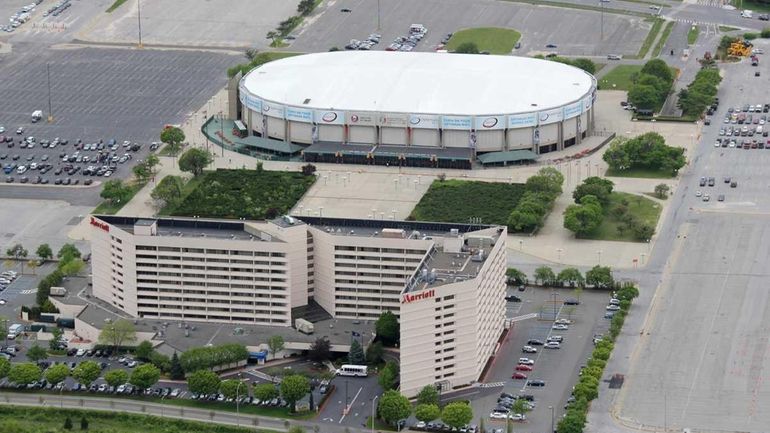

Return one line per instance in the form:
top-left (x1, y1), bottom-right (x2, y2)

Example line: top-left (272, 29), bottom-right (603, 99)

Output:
top-left (231, 51), bottom-right (597, 167)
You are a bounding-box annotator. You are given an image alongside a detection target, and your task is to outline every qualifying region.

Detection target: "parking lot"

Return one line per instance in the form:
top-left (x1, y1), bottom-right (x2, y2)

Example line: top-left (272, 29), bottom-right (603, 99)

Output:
top-left (465, 285), bottom-right (613, 433)
top-left (291, 0), bottom-right (650, 56)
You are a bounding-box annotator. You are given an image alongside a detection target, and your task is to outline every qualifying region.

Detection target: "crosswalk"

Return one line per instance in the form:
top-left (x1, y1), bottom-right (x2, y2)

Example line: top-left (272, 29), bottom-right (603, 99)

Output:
top-left (672, 18), bottom-right (722, 35)
top-left (479, 382), bottom-right (506, 388)
top-left (696, 0), bottom-right (728, 7)
top-left (19, 289), bottom-right (37, 295)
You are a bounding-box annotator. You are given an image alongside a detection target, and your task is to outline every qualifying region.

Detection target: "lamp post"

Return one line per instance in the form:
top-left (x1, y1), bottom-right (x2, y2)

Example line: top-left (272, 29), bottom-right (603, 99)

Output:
top-left (557, 248), bottom-right (563, 263)
top-left (372, 395), bottom-right (379, 433)
top-left (59, 383), bottom-right (64, 408)
top-left (377, 0), bottom-right (381, 30)
top-left (597, 250), bottom-right (603, 265)
top-left (235, 374), bottom-right (244, 428)
top-left (137, 0), bottom-right (143, 48)
top-left (160, 393), bottom-right (166, 418)
top-left (345, 380), bottom-right (349, 414)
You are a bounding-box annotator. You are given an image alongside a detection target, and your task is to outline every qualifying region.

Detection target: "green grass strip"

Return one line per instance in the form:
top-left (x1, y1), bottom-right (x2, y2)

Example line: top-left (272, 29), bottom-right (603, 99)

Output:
top-left (652, 21), bottom-right (675, 57)
top-left (106, 0), bottom-right (129, 13)
top-left (629, 17), bottom-right (664, 59)
top-left (687, 24), bottom-right (699, 45)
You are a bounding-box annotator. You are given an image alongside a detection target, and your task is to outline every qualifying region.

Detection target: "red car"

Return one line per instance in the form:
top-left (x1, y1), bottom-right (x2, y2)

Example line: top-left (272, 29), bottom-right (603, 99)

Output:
top-left (512, 372), bottom-right (528, 380)
top-left (515, 364), bottom-right (533, 371)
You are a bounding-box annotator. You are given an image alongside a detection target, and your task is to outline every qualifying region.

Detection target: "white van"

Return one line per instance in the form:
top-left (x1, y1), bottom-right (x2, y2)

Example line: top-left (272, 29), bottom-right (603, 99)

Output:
top-left (741, 9), bottom-right (753, 18)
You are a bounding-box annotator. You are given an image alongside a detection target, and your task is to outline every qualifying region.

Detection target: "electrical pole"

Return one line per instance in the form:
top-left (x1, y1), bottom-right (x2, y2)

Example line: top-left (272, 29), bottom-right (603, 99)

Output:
top-left (600, 2), bottom-right (604, 42)
top-left (137, 0), bottom-right (143, 48)
top-left (377, 0), bottom-right (381, 31)
top-left (46, 63), bottom-right (53, 123)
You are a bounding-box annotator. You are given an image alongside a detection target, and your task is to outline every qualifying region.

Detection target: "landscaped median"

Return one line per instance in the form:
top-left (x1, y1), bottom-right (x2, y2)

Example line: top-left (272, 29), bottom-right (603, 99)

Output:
top-left (557, 283), bottom-right (639, 433)
top-left (445, 27), bottom-right (521, 54)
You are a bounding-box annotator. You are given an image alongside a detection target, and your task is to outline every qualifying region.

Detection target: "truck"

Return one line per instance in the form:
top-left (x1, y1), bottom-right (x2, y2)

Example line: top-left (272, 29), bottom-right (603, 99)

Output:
top-left (295, 318), bottom-right (314, 335)
top-left (31, 110), bottom-right (42, 123)
top-left (741, 9), bottom-right (753, 18)
top-left (50, 286), bottom-right (67, 297)
top-left (7, 324), bottom-right (23, 340)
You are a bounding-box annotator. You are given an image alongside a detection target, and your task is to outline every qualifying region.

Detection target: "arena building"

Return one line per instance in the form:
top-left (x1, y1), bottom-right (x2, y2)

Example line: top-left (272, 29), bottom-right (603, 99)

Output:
top-left (230, 51), bottom-right (596, 168)
top-left (89, 214), bottom-right (507, 397)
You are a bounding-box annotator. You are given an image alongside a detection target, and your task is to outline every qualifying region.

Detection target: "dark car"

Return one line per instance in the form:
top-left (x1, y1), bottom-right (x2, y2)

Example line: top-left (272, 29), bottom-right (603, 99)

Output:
top-left (527, 339), bottom-right (544, 346)
top-left (564, 298), bottom-right (580, 305)
top-left (526, 380), bottom-right (546, 387)
top-left (505, 295), bottom-right (522, 302)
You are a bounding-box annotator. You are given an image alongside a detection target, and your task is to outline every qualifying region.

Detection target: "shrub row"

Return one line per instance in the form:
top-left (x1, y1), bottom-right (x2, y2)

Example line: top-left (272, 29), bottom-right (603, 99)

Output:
top-left (179, 343), bottom-right (249, 372)
top-left (506, 167), bottom-right (564, 233)
top-left (677, 67), bottom-right (722, 118)
top-left (627, 59), bottom-right (674, 112)
top-left (556, 283), bottom-right (639, 433)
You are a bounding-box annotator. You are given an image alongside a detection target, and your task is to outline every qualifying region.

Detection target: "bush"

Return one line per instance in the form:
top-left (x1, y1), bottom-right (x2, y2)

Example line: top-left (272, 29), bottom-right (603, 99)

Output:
top-left (179, 344), bottom-right (248, 372)
top-left (507, 167), bottom-right (564, 233)
top-left (603, 133), bottom-right (685, 175)
top-left (677, 67), bottom-right (722, 117)
top-left (627, 59), bottom-right (674, 112)
top-left (762, 28), bottom-right (770, 38)
top-left (744, 32), bottom-right (758, 40)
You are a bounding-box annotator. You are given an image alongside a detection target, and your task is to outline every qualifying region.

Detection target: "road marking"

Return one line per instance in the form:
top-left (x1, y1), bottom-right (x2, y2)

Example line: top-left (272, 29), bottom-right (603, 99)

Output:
top-left (508, 313), bottom-right (537, 322)
top-left (18, 289), bottom-right (36, 294)
top-left (479, 382), bottom-right (505, 388)
top-left (338, 386), bottom-right (362, 424)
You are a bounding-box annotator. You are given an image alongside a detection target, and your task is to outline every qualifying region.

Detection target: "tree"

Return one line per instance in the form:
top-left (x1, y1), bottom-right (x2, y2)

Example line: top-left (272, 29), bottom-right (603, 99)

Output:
top-left (416, 384), bottom-right (440, 406)
top-left (365, 341), bottom-right (384, 365)
top-left (129, 363), bottom-right (161, 391)
top-left (26, 344), bottom-right (48, 362)
top-left (628, 84), bottom-right (659, 110)
top-left (506, 268), bottom-right (527, 285)
top-left (301, 164), bottom-right (317, 176)
top-left (151, 175), bottom-right (184, 207)
top-left (564, 195), bottom-right (604, 237)
top-left (441, 402), bottom-right (473, 429)
top-left (633, 223), bottom-right (655, 241)
top-left (586, 265), bottom-right (614, 289)
top-left (100, 179), bottom-right (131, 205)
top-left (378, 390), bottom-right (411, 425)
top-left (98, 319), bottom-right (137, 352)
top-left (375, 311), bottom-right (400, 346)
top-left (571, 58), bottom-right (596, 74)
top-left (145, 154), bottom-right (160, 174)
top-left (49, 327), bottom-right (64, 351)
top-left (557, 268), bottom-right (584, 288)
top-left (454, 42), bottom-right (479, 54)
top-left (573, 177), bottom-right (614, 205)
top-left (57, 244), bottom-right (81, 261)
top-left (80, 416), bottom-right (88, 430)
top-left (308, 337), bottom-right (332, 362)
top-left (132, 163), bottom-right (151, 182)
top-left (45, 363), bottom-right (70, 385)
top-left (8, 363), bottom-right (42, 385)
top-left (104, 369), bottom-right (128, 388)
top-left (169, 352), bottom-right (185, 380)
top-left (6, 244), bottom-right (28, 274)
top-left (378, 361), bottom-right (399, 391)
top-left (0, 358), bottom-right (10, 379)
top-left (348, 340), bottom-right (365, 365)
top-left (220, 379), bottom-right (247, 400)
top-left (654, 183), bottom-right (670, 199)
top-left (36, 244), bottom-right (53, 262)
top-left (640, 58), bottom-right (674, 83)
top-left (267, 335), bottom-right (285, 360)
top-left (533, 266), bottom-right (556, 286)
top-left (59, 258), bottom-right (86, 276)
top-left (160, 127), bottom-right (185, 154)
top-left (253, 382), bottom-right (280, 401)
top-left (134, 340), bottom-right (154, 361)
top-left (512, 398), bottom-right (530, 415)
top-left (525, 167), bottom-right (564, 199)
top-left (415, 403), bottom-right (441, 422)
top-left (178, 148), bottom-right (213, 177)
top-left (64, 417), bottom-right (73, 430)
top-left (187, 370), bottom-right (221, 395)
top-left (72, 361), bottom-right (100, 386)
top-left (557, 410), bottom-right (587, 433)
top-left (280, 374), bottom-right (310, 412)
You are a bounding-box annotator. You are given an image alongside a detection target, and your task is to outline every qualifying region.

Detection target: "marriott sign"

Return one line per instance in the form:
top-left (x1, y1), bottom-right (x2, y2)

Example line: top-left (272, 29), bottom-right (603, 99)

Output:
top-left (401, 289), bottom-right (435, 304)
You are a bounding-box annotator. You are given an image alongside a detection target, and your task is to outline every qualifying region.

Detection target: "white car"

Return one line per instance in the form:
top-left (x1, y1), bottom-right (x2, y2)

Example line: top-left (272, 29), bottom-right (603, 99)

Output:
top-left (544, 341), bottom-right (561, 349)
top-left (606, 304), bottom-right (621, 311)
top-left (509, 413), bottom-right (526, 421)
top-left (490, 412), bottom-right (508, 420)
top-left (715, 141), bottom-right (721, 147)
top-left (0, 299), bottom-right (7, 305)
top-left (0, 126), bottom-right (4, 133)
top-left (76, 348), bottom-right (86, 357)
top-left (518, 357), bottom-right (535, 365)
top-left (552, 324), bottom-right (569, 330)
top-left (414, 421), bottom-right (426, 429)
top-left (555, 318), bottom-right (572, 325)
top-left (696, 191), bottom-right (702, 197)
top-left (522, 345), bottom-right (537, 353)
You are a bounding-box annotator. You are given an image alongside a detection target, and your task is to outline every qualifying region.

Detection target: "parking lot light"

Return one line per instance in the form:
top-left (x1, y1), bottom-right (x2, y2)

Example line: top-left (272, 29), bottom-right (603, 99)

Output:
top-left (549, 405), bottom-right (555, 433)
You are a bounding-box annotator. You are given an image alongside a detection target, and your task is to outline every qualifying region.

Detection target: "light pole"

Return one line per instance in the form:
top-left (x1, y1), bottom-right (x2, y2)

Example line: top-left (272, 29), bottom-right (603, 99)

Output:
top-left (137, 0), bottom-right (143, 48)
top-left (59, 383), bottom-right (64, 408)
top-left (345, 380), bottom-right (349, 414)
top-left (46, 63), bottom-right (53, 123)
top-left (519, 240), bottom-right (523, 251)
top-left (597, 250), bottom-right (602, 265)
top-left (235, 374), bottom-right (244, 428)
top-left (641, 253), bottom-right (646, 265)
top-left (549, 405), bottom-right (555, 433)
top-left (160, 393), bottom-right (166, 418)
top-left (377, 0), bottom-right (381, 31)
top-left (372, 395), bottom-right (379, 433)
top-left (600, 1), bottom-right (604, 42)
top-left (557, 248), bottom-right (563, 263)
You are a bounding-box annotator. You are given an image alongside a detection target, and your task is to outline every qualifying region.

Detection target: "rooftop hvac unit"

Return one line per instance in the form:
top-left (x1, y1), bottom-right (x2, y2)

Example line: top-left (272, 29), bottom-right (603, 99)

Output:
top-left (450, 228), bottom-right (459, 236)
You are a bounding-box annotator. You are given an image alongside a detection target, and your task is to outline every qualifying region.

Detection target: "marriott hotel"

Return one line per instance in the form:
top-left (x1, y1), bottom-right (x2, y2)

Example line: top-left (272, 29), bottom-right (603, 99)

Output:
top-left (89, 214), bottom-right (507, 396)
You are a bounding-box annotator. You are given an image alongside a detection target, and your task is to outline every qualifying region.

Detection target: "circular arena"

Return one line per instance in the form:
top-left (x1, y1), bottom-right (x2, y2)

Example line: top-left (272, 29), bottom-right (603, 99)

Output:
top-left (234, 51), bottom-right (597, 168)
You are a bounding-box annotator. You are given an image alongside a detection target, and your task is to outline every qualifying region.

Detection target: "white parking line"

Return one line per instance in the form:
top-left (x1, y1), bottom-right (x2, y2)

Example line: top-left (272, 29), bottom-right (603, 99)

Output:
top-left (519, 304), bottom-right (564, 392)
top-left (338, 386), bottom-right (362, 424)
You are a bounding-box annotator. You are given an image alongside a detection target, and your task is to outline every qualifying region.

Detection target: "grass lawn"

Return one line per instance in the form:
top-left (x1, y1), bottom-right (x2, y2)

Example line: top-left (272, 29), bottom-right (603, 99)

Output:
top-left (605, 167), bottom-right (676, 178)
top-left (652, 21), bottom-right (675, 57)
top-left (106, 0), bottom-right (128, 12)
top-left (0, 405), bottom-right (278, 433)
top-left (409, 179), bottom-right (526, 225)
top-left (719, 25), bottom-right (740, 32)
top-left (734, 0), bottom-right (770, 12)
top-left (629, 17), bottom-right (664, 59)
top-left (598, 65), bottom-right (642, 90)
top-left (584, 192), bottom-right (661, 242)
top-left (446, 27), bottom-right (521, 54)
top-left (158, 143), bottom-right (183, 157)
top-left (687, 24), bottom-right (699, 45)
top-left (92, 180), bottom-right (147, 215)
top-left (164, 169), bottom-right (314, 219)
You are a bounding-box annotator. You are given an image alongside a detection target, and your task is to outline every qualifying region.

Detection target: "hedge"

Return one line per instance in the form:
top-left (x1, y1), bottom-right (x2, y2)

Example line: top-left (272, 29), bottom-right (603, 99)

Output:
top-left (179, 344), bottom-right (249, 372)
